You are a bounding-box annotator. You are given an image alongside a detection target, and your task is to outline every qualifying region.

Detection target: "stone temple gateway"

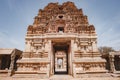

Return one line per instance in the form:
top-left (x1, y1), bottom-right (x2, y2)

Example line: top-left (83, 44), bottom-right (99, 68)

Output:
top-left (16, 2), bottom-right (107, 78)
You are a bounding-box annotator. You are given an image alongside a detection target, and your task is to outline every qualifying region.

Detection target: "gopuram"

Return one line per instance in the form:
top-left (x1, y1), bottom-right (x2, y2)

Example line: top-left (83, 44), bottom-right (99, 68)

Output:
top-left (16, 1), bottom-right (107, 78)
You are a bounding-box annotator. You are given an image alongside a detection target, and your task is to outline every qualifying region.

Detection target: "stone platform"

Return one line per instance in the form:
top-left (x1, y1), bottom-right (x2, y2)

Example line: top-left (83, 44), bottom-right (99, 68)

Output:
top-left (0, 73), bottom-right (120, 80)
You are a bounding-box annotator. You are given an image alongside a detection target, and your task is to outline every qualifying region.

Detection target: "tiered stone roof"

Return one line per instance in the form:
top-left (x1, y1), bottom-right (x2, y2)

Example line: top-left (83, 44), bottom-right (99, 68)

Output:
top-left (27, 1), bottom-right (95, 35)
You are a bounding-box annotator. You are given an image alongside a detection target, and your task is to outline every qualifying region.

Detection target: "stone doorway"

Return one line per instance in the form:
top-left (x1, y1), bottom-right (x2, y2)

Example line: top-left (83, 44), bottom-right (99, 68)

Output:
top-left (53, 43), bottom-right (69, 74)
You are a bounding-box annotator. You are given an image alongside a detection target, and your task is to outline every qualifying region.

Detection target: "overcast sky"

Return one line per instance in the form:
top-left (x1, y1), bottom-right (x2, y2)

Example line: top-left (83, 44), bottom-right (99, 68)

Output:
top-left (0, 0), bottom-right (120, 51)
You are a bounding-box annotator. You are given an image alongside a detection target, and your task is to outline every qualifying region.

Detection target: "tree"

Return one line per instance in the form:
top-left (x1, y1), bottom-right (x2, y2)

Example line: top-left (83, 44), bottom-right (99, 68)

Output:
top-left (98, 46), bottom-right (115, 56)
top-left (98, 46), bottom-right (115, 70)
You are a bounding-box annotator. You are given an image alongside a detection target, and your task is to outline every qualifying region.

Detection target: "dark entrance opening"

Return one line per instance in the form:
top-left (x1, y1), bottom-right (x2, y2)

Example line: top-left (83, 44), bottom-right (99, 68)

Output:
top-left (58, 27), bottom-right (64, 33)
top-left (53, 44), bottom-right (69, 74)
top-left (0, 55), bottom-right (20, 71)
top-left (0, 55), bottom-right (11, 70)
top-left (114, 55), bottom-right (120, 71)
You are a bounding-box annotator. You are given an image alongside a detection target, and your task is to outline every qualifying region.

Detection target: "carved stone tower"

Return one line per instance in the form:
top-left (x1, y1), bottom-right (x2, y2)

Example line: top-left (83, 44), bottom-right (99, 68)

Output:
top-left (16, 1), bottom-right (107, 78)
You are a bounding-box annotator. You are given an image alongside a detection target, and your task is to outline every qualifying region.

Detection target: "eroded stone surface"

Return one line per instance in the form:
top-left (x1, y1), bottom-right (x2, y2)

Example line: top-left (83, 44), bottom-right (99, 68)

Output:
top-left (16, 1), bottom-right (107, 78)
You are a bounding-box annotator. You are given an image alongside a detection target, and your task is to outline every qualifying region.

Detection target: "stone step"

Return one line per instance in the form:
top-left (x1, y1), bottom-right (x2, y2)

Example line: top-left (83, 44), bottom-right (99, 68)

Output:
top-left (50, 75), bottom-right (73, 80)
top-left (0, 75), bottom-right (120, 80)
top-left (12, 74), bottom-right (49, 79)
top-left (76, 73), bottom-right (112, 78)
top-left (0, 73), bottom-right (8, 77)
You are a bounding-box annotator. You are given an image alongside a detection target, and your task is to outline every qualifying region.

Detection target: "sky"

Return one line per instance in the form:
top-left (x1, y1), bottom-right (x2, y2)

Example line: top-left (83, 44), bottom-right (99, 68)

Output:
top-left (0, 0), bottom-right (120, 51)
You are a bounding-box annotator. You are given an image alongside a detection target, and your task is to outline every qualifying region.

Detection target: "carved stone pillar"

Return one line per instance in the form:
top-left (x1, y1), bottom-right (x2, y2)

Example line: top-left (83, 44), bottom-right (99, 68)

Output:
top-left (71, 40), bottom-right (74, 75)
top-left (73, 64), bottom-right (76, 77)
top-left (109, 52), bottom-right (116, 73)
top-left (47, 64), bottom-right (50, 77)
top-left (8, 49), bottom-right (16, 76)
top-left (49, 40), bottom-right (54, 75)
top-left (48, 40), bottom-right (51, 60)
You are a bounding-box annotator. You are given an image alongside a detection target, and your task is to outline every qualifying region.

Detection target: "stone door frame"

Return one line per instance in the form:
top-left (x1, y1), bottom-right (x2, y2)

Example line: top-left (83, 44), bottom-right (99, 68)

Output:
top-left (54, 50), bottom-right (68, 74)
top-left (50, 40), bottom-right (72, 75)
